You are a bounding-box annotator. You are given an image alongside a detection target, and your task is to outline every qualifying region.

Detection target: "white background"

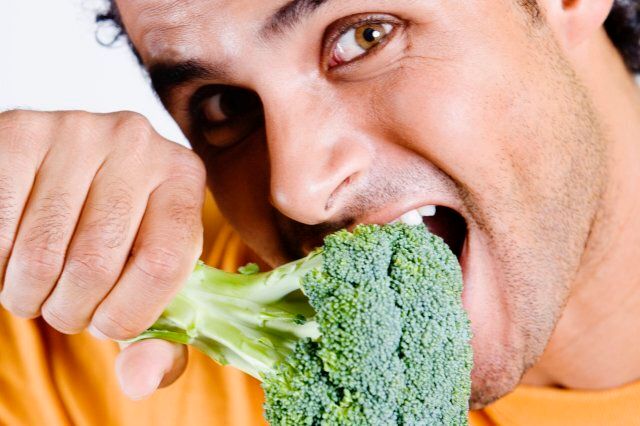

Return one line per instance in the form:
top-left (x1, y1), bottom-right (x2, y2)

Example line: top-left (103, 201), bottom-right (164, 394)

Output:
top-left (0, 0), bottom-right (187, 145)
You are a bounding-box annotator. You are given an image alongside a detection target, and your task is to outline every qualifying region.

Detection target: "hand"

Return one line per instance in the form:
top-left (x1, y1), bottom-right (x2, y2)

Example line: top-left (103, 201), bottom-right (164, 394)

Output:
top-left (0, 110), bottom-right (202, 398)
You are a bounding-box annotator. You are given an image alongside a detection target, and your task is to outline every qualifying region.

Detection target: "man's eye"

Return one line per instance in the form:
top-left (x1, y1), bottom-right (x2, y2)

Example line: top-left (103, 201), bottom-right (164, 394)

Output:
top-left (202, 88), bottom-right (261, 125)
top-left (202, 93), bottom-right (228, 123)
top-left (194, 86), bottom-right (263, 148)
top-left (329, 22), bottom-right (394, 68)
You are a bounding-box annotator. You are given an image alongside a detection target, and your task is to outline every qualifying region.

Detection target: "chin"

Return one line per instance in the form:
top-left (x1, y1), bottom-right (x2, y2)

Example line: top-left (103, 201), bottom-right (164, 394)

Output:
top-left (468, 345), bottom-right (528, 409)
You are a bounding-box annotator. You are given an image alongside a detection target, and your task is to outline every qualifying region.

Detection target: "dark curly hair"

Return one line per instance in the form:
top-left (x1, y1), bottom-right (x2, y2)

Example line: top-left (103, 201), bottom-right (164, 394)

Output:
top-left (98, 0), bottom-right (640, 73)
top-left (605, 0), bottom-right (640, 71)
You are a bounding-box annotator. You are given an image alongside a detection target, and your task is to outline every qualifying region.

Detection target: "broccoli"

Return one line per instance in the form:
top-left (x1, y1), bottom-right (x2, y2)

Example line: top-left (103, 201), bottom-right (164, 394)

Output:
top-left (130, 223), bottom-right (473, 425)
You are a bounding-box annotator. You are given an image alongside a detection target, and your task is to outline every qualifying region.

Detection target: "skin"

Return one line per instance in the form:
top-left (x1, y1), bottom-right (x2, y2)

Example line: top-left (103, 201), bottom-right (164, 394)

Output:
top-left (0, 110), bottom-right (206, 338)
top-left (2, 0), bottom-right (640, 409)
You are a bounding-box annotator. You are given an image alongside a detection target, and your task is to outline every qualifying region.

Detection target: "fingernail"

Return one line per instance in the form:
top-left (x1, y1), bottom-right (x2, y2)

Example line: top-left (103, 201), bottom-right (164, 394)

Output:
top-left (123, 377), bottom-right (163, 400)
top-left (88, 324), bottom-right (108, 340)
top-left (119, 369), bottom-right (163, 401)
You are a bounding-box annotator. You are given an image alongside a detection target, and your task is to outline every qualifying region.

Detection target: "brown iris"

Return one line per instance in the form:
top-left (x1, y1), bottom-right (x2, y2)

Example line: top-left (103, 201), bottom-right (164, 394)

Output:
top-left (354, 23), bottom-right (388, 50)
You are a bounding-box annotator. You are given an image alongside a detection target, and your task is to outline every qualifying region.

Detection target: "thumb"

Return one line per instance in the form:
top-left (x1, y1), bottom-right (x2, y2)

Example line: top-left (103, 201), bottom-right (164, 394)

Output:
top-left (115, 339), bottom-right (188, 400)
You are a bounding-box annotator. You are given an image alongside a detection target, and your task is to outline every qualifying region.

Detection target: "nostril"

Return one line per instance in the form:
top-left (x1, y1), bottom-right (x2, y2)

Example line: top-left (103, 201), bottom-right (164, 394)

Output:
top-left (325, 173), bottom-right (358, 212)
top-left (270, 184), bottom-right (333, 226)
top-left (271, 169), bottom-right (359, 225)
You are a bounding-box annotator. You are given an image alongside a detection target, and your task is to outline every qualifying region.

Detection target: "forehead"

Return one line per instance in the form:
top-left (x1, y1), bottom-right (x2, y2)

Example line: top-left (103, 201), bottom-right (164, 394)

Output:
top-left (116, 0), bottom-right (273, 63)
top-left (116, 0), bottom-right (530, 73)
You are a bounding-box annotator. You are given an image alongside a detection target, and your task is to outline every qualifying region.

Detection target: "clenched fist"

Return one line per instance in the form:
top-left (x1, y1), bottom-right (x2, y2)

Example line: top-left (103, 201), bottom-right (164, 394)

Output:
top-left (0, 110), bottom-right (205, 398)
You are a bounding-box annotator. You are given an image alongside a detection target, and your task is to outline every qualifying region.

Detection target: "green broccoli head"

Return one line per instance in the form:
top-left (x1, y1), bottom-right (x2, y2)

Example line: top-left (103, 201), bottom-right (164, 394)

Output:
top-left (262, 339), bottom-right (338, 425)
top-left (389, 224), bottom-right (473, 425)
top-left (129, 223), bottom-right (473, 425)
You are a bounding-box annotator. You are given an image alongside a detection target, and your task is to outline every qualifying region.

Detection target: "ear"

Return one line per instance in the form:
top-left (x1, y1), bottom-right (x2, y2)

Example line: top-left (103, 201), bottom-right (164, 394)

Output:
top-left (541, 0), bottom-right (614, 48)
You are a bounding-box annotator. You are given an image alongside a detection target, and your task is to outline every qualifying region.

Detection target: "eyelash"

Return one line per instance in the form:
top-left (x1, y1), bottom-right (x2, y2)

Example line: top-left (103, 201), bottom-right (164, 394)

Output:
top-left (323, 14), bottom-right (402, 70)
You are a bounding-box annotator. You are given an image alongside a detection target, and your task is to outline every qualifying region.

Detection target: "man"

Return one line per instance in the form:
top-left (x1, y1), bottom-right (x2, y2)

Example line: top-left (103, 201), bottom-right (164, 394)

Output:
top-left (1, 0), bottom-right (639, 424)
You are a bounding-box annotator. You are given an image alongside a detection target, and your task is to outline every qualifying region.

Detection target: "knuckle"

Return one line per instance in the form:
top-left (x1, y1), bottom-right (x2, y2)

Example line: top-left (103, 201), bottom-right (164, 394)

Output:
top-left (92, 308), bottom-right (143, 340)
top-left (12, 245), bottom-right (65, 284)
top-left (18, 254), bottom-right (62, 284)
top-left (62, 253), bottom-right (114, 291)
top-left (0, 109), bottom-right (22, 122)
top-left (0, 109), bottom-right (35, 126)
top-left (169, 148), bottom-right (206, 182)
top-left (55, 111), bottom-right (102, 143)
top-left (0, 291), bottom-right (39, 319)
top-left (0, 110), bottom-right (46, 156)
top-left (0, 109), bottom-right (48, 130)
top-left (133, 246), bottom-right (183, 291)
top-left (113, 111), bottom-right (153, 143)
top-left (57, 109), bottom-right (92, 122)
top-left (111, 112), bottom-right (157, 168)
top-left (41, 302), bottom-right (84, 334)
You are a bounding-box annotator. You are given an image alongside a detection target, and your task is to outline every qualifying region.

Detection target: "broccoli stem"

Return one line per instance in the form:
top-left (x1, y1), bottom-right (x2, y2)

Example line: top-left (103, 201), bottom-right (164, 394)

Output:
top-left (128, 251), bottom-right (323, 380)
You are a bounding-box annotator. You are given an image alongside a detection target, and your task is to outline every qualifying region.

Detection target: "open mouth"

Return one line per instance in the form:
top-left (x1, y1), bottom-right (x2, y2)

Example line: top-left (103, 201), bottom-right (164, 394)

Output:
top-left (288, 204), bottom-right (470, 267)
top-left (393, 205), bottom-right (468, 260)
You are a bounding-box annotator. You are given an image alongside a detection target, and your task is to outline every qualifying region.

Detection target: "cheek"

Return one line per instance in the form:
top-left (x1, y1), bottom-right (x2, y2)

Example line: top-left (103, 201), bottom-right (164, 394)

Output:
top-left (207, 137), bottom-right (287, 266)
top-left (379, 64), bottom-right (519, 193)
top-left (376, 36), bottom-right (568, 211)
top-left (370, 0), bottom-right (574, 204)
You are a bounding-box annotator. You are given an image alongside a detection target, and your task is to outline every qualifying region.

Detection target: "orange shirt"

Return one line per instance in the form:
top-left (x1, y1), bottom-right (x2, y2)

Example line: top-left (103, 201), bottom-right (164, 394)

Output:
top-left (1, 194), bottom-right (639, 426)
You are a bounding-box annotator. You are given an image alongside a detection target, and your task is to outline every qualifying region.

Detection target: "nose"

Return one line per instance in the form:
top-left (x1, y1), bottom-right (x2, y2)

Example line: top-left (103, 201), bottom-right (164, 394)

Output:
top-left (263, 87), bottom-right (372, 225)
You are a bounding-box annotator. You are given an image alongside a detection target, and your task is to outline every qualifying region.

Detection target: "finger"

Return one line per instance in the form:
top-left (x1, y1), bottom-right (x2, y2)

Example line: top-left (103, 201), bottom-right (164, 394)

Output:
top-left (41, 172), bottom-right (150, 334)
top-left (0, 111), bottom-right (50, 292)
top-left (1, 136), bottom-right (101, 318)
top-left (91, 154), bottom-right (205, 340)
top-left (0, 174), bottom-right (34, 291)
top-left (116, 339), bottom-right (188, 400)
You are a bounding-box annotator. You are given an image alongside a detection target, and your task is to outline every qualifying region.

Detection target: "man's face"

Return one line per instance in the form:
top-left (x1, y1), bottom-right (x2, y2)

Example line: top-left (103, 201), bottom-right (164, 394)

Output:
top-left (117, 0), bottom-right (606, 407)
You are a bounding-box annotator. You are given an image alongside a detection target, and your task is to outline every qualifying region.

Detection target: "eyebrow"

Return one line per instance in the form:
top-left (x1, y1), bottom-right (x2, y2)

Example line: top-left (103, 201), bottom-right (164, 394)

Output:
top-left (263, 0), bottom-right (332, 37)
top-left (145, 0), bottom-right (333, 102)
top-left (147, 60), bottom-right (228, 104)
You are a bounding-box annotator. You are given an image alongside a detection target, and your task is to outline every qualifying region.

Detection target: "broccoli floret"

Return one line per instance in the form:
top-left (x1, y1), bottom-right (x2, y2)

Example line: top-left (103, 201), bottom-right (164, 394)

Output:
top-left (262, 340), bottom-right (338, 424)
top-left (129, 223), bottom-right (473, 425)
top-left (389, 225), bottom-right (473, 425)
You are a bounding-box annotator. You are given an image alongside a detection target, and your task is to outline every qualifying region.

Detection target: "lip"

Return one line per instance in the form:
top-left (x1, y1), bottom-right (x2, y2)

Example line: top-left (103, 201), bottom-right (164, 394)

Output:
top-left (459, 230), bottom-right (472, 307)
top-left (353, 195), bottom-right (466, 229)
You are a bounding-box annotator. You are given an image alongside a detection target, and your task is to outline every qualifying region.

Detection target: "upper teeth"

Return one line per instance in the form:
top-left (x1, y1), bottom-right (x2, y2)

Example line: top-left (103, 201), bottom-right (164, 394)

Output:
top-left (418, 205), bottom-right (436, 217)
top-left (395, 205), bottom-right (437, 225)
